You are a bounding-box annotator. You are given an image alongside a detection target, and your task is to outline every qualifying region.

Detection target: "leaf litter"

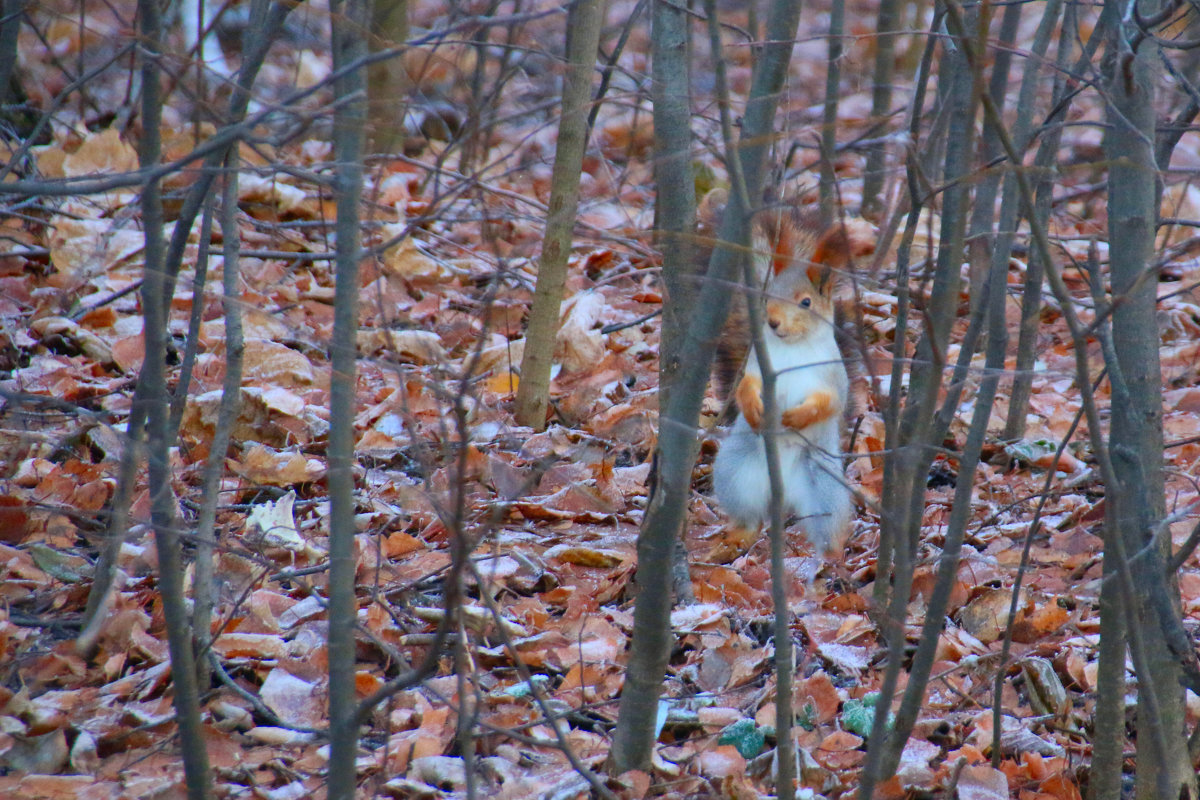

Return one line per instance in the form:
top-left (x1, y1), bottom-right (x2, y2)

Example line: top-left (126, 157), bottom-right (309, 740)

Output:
top-left (0, 1), bottom-right (1198, 798)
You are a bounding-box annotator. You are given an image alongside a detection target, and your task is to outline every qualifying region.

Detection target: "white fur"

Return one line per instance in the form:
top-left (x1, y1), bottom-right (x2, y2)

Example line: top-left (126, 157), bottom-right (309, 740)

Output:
top-left (712, 321), bottom-right (852, 554)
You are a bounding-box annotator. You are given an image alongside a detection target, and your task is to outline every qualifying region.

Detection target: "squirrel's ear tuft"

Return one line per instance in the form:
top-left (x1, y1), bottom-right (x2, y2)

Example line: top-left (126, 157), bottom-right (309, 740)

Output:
top-left (811, 226), bottom-right (852, 269)
top-left (809, 221), bottom-right (877, 282)
top-left (772, 217), bottom-right (798, 276)
top-left (813, 220), bottom-right (877, 267)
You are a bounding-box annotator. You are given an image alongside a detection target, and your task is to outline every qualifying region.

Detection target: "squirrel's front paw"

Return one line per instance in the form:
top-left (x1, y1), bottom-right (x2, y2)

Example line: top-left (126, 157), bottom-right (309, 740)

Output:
top-left (781, 389), bottom-right (837, 431)
top-left (735, 375), bottom-right (765, 431)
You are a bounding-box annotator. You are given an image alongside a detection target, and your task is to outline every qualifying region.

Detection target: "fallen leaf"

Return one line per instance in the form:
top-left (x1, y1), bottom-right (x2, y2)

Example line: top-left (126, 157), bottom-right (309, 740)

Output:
top-left (244, 491), bottom-right (305, 551)
top-left (259, 668), bottom-right (324, 729)
top-left (233, 444), bottom-right (325, 486)
top-left (956, 764), bottom-right (1009, 800)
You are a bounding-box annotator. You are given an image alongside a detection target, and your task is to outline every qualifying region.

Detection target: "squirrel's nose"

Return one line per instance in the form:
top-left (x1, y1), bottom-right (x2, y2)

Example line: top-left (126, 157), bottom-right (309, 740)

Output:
top-left (768, 317), bottom-right (780, 330)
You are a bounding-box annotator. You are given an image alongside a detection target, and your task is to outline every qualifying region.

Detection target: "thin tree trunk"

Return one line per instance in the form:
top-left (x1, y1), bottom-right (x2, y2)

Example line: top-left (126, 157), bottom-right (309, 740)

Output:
top-left (1004, 0), bottom-right (1088, 439)
top-left (0, 0), bottom-right (22, 108)
top-left (896, 0), bottom-right (979, 564)
top-left (514, 0), bottom-right (602, 430)
top-left (871, 8), bottom-right (940, 606)
top-left (77, 0), bottom-right (292, 652)
top-left (938, 0), bottom-right (1185, 792)
top-left (1088, 552), bottom-right (1128, 800)
top-left (609, 0), bottom-right (804, 773)
top-left (879, 8), bottom-right (1003, 768)
top-left (964, 0), bottom-right (1020, 319)
top-left (192, 157), bottom-right (245, 691)
top-left (137, 0), bottom-right (212, 797)
top-left (702, 4), bottom-right (798, 791)
top-left (326, 0), bottom-right (370, 796)
top-left (368, 0), bottom-right (410, 154)
top-left (861, 4), bottom-right (982, 794)
top-left (648, 0), bottom-right (698, 604)
top-left (818, 0), bottom-right (844, 225)
top-left (861, 0), bottom-right (901, 218)
top-left (1103, 2), bottom-right (1192, 795)
top-left (170, 192), bottom-right (216, 457)
top-left (185, 194), bottom-right (217, 690)
top-left (741, 265), bottom-right (798, 800)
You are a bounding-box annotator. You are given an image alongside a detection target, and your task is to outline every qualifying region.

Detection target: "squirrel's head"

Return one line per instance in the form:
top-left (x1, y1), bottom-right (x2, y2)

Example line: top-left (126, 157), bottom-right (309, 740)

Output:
top-left (757, 215), bottom-right (871, 342)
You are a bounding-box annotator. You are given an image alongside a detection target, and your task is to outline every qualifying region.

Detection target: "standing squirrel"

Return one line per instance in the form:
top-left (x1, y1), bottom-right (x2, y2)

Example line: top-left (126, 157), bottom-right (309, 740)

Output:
top-left (708, 192), bottom-right (865, 557)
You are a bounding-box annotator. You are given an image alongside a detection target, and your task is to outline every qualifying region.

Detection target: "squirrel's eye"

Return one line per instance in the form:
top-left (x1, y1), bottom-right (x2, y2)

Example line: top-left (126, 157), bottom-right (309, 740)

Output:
top-left (800, 297), bottom-right (812, 308)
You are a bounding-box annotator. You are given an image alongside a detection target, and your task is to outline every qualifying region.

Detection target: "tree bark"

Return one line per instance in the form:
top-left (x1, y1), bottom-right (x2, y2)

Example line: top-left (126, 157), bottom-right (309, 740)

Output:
top-left (862, 4), bottom-right (982, 793)
top-left (610, 0), bottom-right (804, 773)
top-left (137, 0), bottom-right (213, 797)
top-left (649, 0), bottom-right (698, 603)
top-left (964, 0), bottom-right (1020, 319)
top-left (326, 0), bottom-right (370, 796)
top-left (514, 0), bottom-right (602, 430)
top-left (861, 0), bottom-right (901, 218)
top-left (818, 0), bottom-right (844, 225)
top-left (0, 0), bottom-right (22, 109)
top-left (367, 0), bottom-right (410, 154)
top-left (1103, 2), bottom-right (1192, 795)
top-left (191, 157), bottom-right (245, 692)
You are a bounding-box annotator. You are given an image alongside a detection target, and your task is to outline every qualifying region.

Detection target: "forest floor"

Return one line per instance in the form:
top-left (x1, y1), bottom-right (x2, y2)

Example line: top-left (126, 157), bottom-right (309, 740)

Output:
top-left (3, 0), bottom-right (1200, 798)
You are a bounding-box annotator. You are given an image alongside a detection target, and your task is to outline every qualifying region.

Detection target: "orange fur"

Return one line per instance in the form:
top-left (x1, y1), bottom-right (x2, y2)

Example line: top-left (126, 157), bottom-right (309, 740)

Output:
top-left (780, 388), bottom-right (839, 431)
top-left (735, 373), bottom-right (764, 431)
top-left (772, 219), bottom-right (797, 276)
top-left (765, 284), bottom-right (821, 340)
top-left (811, 226), bottom-right (850, 270)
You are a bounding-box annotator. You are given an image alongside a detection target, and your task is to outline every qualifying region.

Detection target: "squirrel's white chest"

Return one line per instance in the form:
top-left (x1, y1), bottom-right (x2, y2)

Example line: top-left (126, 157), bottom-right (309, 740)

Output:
top-left (750, 330), bottom-right (845, 410)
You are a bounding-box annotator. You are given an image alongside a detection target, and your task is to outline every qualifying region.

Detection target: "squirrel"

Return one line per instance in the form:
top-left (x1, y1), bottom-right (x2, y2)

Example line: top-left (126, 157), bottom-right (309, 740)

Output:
top-left (706, 190), bottom-right (865, 558)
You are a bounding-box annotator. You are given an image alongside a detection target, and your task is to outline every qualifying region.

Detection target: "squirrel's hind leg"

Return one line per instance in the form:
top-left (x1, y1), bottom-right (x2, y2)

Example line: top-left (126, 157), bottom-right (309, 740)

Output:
top-left (788, 449), bottom-right (853, 556)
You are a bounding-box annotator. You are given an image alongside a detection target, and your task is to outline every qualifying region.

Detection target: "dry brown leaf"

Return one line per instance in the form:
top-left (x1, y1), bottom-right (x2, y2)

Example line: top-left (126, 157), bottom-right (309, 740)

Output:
top-left (29, 317), bottom-right (114, 364)
top-left (895, 738), bottom-right (939, 787)
top-left (241, 339), bottom-right (316, 389)
top-left (1011, 602), bottom-right (1069, 643)
top-left (816, 730), bottom-right (865, 770)
top-left (238, 174), bottom-right (310, 216)
top-left (259, 667), bottom-right (324, 729)
top-left (0, 774), bottom-right (119, 800)
top-left (0, 727), bottom-right (69, 774)
top-left (544, 544), bottom-right (623, 569)
top-left (815, 641), bottom-right (871, 672)
top-left (61, 129), bottom-right (138, 176)
top-left (477, 336), bottom-right (524, 375)
top-left (48, 215), bottom-right (144, 279)
top-left (211, 633), bottom-right (289, 660)
top-left (243, 386), bottom-right (307, 418)
top-left (0, 497), bottom-right (30, 545)
top-left (696, 745), bottom-right (746, 779)
top-left (556, 290), bottom-right (606, 374)
top-left (244, 726), bottom-right (317, 746)
top-left (956, 765), bottom-right (1009, 800)
top-left (670, 603), bottom-right (727, 633)
top-left (797, 671), bottom-right (842, 724)
top-left (109, 333), bottom-right (145, 373)
top-left (243, 491), bottom-right (307, 552)
top-left (379, 234), bottom-right (448, 280)
top-left (233, 443), bottom-right (326, 486)
top-left (358, 328), bottom-right (446, 364)
top-left (958, 587), bottom-right (1025, 645)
